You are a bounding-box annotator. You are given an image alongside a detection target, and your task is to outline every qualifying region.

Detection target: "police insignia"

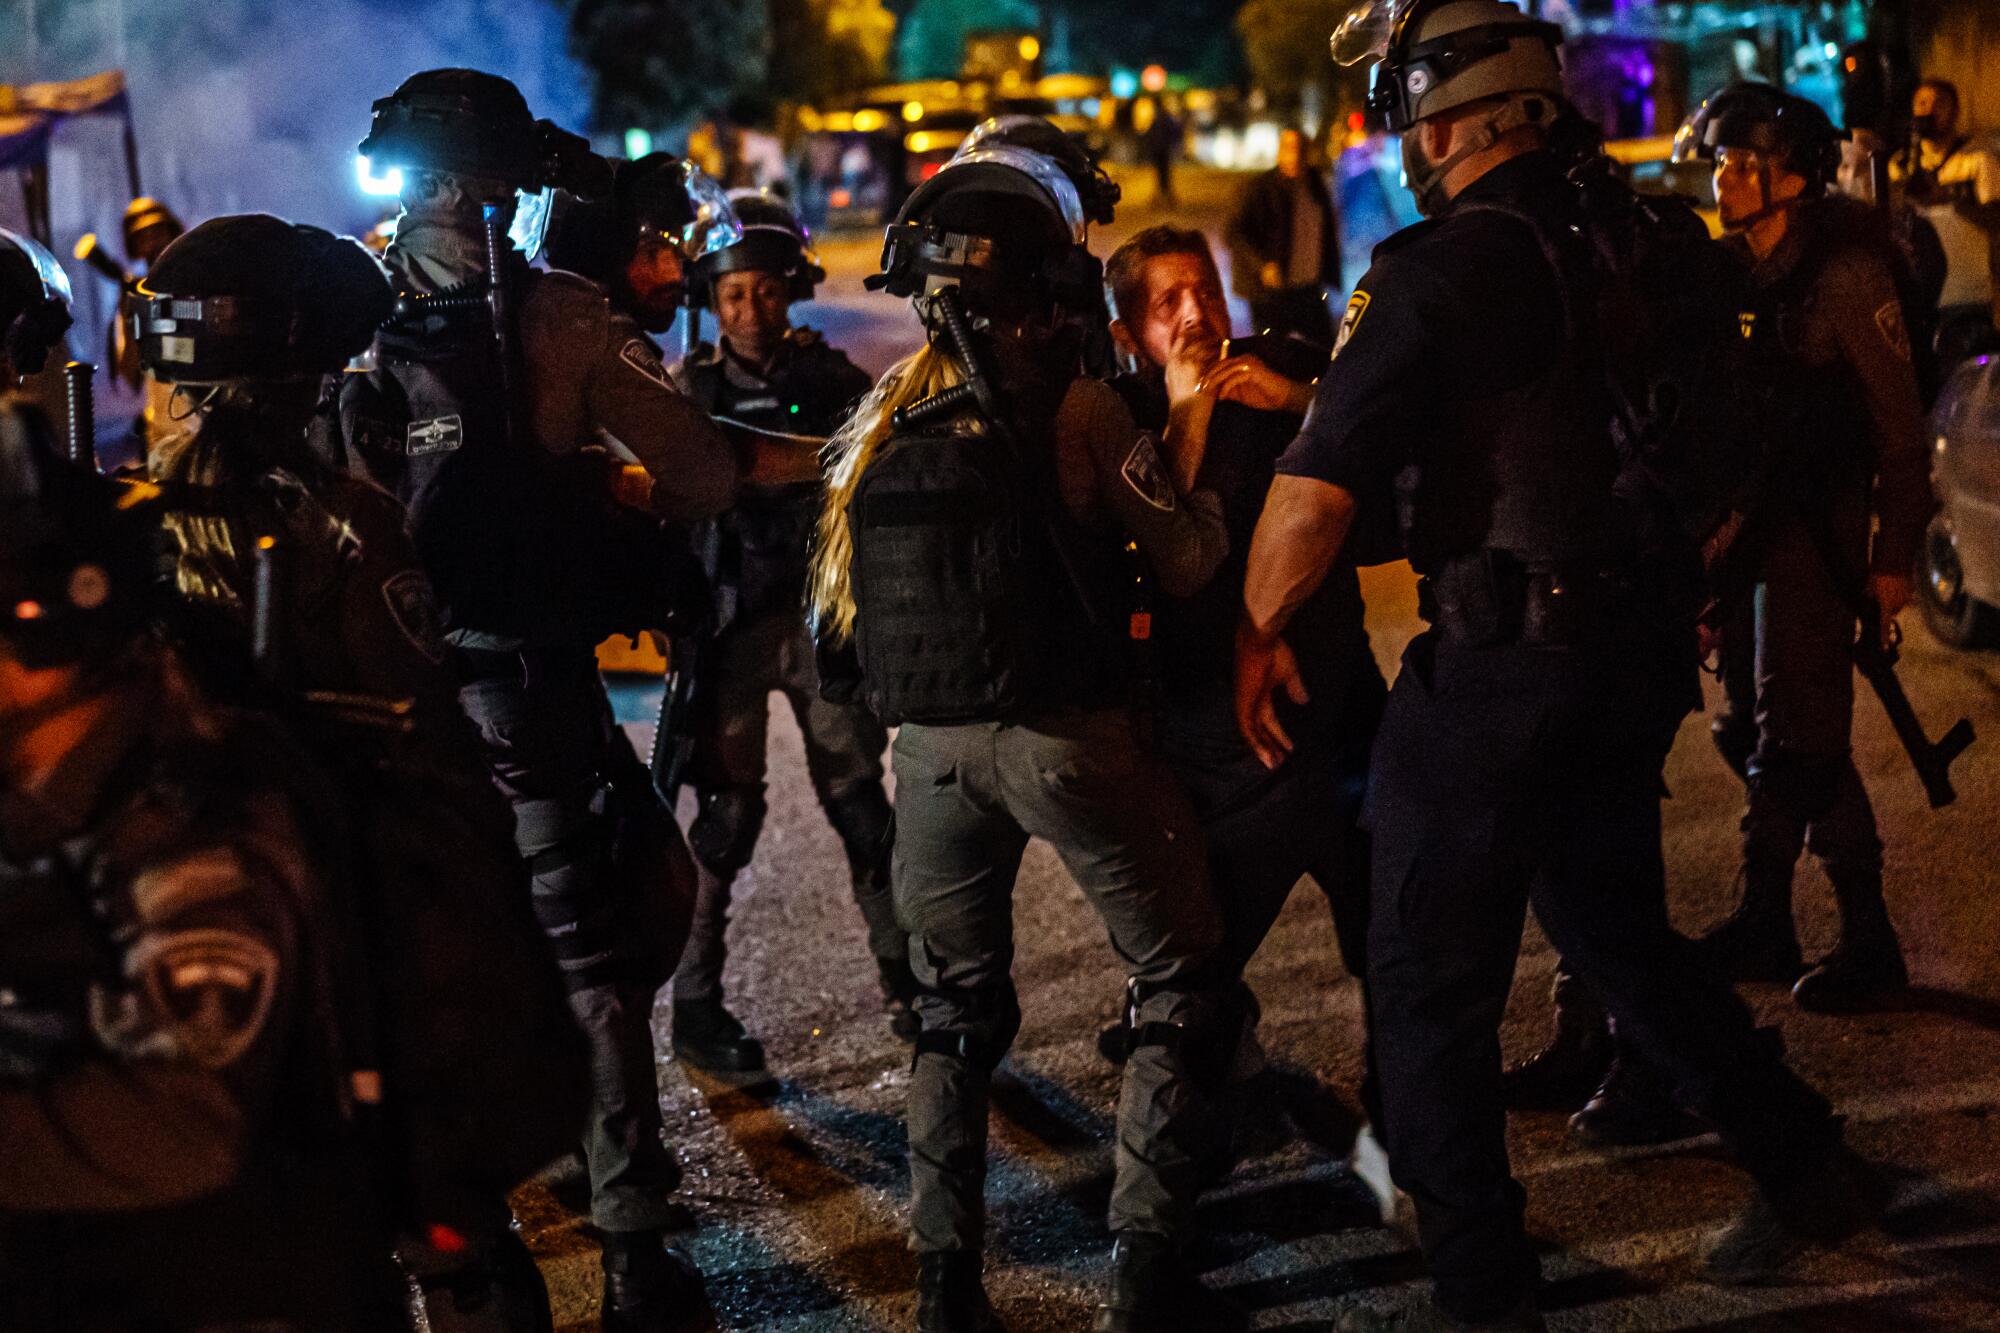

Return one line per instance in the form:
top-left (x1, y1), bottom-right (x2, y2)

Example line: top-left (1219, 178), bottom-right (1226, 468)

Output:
top-left (130, 929), bottom-right (280, 1070)
top-left (1121, 436), bottom-right (1176, 512)
top-left (381, 570), bottom-right (448, 664)
top-left (1874, 300), bottom-right (1911, 361)
top-left (620, 339), bottom-right (674, 389)
top-left (1738, 311), bottom-right (1757, 340)
top-left (1334, 291), bottom-right (1371, 357)
top-left (406, 415), bottom-right (463, 457)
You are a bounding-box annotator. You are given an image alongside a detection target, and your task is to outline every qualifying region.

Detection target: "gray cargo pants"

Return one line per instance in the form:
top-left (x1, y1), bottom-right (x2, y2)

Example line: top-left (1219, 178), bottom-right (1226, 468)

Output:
top-left (891, 707), bottom-right (1226, 1252)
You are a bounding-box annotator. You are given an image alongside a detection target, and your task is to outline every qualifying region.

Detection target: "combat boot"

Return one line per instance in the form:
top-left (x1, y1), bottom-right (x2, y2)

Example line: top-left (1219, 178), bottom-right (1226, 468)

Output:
top-left (1568, 1041), bottom-right (1702, 1148)
top-left (917, 1251), bottom-right (1002, 1333)
top-left (1702, 1148), bottom-right (1886, 1284)
top-left (599, 1230), bottom-right (716, 1333)
top-left (670, 997), bottom-right (766, 1075)
top-left (878, 955), bottom-right (923, 1043)
top-left (1501, 1013), bottom-right (1610, 1112)
top-left (1697, 868), bottom-right (1803, 983)
top-left (1334, 1297), bottom-right (1545, 1331)
top-left (1793, 872), bottom-right (1908, 1013)
top-left (1094, 1231), bottom-right (1246, 1333)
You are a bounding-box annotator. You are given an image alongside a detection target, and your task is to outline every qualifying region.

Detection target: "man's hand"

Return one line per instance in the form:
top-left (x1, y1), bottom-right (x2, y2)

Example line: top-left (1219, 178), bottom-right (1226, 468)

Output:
top-left (1235, 622), bottom-right (1308, 770)
top-left (1164, 325), bottom-right (1223, 410)
top-left (1869, 571), bottom-right (1914, 648)
top-left (1260, 261), bottom-right (1284, 290)
top-left (1203, 355), bottom-right (1314, 415)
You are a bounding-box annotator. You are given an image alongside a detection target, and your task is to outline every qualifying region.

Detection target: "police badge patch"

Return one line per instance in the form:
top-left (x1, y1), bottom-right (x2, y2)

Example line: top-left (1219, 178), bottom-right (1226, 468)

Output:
top-left (406, 415), bottom-right (463, 457)
top-left (125, 929), bottom-right (280, 1071)
top-left (620, 339), bottom-right (674, 389)
top-left (382, 570), bottom-right (449, 664)
top-left (1334, 291), bottom-right (1371, 357)
top-left (1874, 300), bottom-right (1911, 361)
top-left (1122, 435), bottom-right (1176, 512)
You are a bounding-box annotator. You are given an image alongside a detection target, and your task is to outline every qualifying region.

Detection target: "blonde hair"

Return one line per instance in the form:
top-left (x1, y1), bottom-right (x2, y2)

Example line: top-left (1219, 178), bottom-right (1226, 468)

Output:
top-left (808, 341), bottom-right (964, 642)
top-left (151, 399), bottom-right (252, 609)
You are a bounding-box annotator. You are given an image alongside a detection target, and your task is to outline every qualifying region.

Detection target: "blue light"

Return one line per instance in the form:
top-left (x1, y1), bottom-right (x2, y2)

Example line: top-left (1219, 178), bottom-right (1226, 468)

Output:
top-left (624, 127), bottom-right (653, 159)
top-left (1110, 68), bottom-right (1140, 100)
top-left (355, 154), bottom-right (404, 198)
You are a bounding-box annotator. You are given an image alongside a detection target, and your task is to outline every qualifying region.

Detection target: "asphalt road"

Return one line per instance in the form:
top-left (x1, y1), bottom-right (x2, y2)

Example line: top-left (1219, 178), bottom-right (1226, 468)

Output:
top-left (524, 167), bottom-right (2000, 1331)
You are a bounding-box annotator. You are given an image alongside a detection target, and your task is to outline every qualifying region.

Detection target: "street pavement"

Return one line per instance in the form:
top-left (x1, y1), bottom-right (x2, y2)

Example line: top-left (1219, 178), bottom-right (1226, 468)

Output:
top-left (525, 167), bottom-right (2000, 1330)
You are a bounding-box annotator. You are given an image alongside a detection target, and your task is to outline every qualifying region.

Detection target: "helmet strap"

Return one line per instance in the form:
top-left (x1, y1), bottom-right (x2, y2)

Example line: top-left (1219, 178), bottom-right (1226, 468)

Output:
top-left (1404, 93), bottom-right (1554, 217)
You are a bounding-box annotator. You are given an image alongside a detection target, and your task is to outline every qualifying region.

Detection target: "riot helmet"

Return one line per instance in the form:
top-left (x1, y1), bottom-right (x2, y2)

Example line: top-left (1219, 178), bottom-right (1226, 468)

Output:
top-left (697, 189), bottom-right (825, 304)
top-left (0, 227), bottom-right (75, 381)
top-left (0, 401), bottom-right (156, 671)
top-left (122, 197), bottom-right (185, 267)
top-left (869, 132), bottom-right (1099, 319)
top-left (544, 153), bottom-right (740, 333)
top-left (1672, 83), bottom-right (1841, 231)
top-left (134, 215), bottom-right (395, 385)
top-left (958, 115), bottom-right (1121, 226)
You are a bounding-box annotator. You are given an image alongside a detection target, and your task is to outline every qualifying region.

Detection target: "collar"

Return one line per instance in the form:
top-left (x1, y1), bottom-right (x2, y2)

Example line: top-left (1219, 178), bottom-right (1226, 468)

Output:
top-left (1447, 149), bottom-right (1565, 210)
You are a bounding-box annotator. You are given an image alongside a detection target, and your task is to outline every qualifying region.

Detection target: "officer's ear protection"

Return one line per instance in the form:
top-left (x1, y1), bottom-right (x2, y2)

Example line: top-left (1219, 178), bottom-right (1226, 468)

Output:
top-left (871, 220), bottom-right (1101, 320)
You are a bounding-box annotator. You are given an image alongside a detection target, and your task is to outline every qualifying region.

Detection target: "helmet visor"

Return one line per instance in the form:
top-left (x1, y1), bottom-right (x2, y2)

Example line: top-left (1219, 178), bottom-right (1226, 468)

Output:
top-left (1332, 0), bottom-right (1410, 68)
top-left (671, 163), bottom-right (743, 262)
top-left (511, 187), bottom-right (556, 258)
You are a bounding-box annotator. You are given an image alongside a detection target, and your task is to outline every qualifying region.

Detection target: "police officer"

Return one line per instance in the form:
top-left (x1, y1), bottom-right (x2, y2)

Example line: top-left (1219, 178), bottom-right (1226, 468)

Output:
top-left (315, 69), bottom-right (738, 1331)
top-left (135, 213), bottom-right (588, 1332)
top-left (0, 406), bottom-right (401, 1330)
top-left (1240, 6), bottom-right (1879, 1327)
top-left (810, 132), bottom-right (1241, 1333)
top-left (1100, 223), bottom-right (1390, 1185)
top-left (1676, 85), bottom-right (1929, 1012)
top-left (0, 227), bottom-right (75, 391)
top-left (662, 189), bottom-right (909, 1071)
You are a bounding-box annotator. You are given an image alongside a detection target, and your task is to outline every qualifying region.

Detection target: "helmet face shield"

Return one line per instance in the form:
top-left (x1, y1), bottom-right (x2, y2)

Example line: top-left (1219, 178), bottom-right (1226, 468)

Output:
top-left (510, 186), bottom-right (556, 258)
top-left (1337, 0), bottom-right (1564, 133)
top-left (671, 163), bottom-right (742, 263)
top-left (1332, 0), bottom-right (1408, 68)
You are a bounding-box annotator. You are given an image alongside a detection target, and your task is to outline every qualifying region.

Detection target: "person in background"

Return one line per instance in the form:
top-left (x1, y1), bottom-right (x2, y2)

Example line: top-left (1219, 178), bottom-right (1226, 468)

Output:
top-left (1227, 127), bottom-right (1343, 342)
top-left (1891, 78), bottom-right (2000, 352)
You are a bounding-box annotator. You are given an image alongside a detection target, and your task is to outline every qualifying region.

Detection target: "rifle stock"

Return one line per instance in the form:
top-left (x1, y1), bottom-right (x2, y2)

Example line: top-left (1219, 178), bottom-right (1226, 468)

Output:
top-left (1854, 602), bottom-right (1975, 808)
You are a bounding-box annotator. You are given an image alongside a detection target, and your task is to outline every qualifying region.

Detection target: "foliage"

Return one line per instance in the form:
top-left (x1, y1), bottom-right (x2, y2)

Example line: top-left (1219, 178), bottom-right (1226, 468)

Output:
top-left (1236, 0), bottom-right (1367, 115)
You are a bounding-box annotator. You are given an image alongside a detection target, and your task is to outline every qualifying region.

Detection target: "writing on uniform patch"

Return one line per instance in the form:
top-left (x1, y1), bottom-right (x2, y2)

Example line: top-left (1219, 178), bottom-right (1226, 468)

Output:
top-left (621, 339), bottom-right (673, 389)
top-left (1874, 300), bottom-right (1911, 361)
top-left (381, 570), bottom-right (449, 664)
top-left (407, 415), bottom-right (463, 457)
top-left (1122, 435), bottom-right (1176, 512)
top-left (1335, 291), bottom-right (1371, 357)
top-left (116, 928), bottom-right (280, 1071)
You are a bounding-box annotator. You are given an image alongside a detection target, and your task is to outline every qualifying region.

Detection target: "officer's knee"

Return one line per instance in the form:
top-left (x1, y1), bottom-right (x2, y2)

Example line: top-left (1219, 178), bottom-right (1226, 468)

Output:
top-left (912, 986), bottom-right (1021, 1072)
top-left (687, 787), bottom-right (767, 876)
top-left (1124, 983), bottom-right (1241, 1090)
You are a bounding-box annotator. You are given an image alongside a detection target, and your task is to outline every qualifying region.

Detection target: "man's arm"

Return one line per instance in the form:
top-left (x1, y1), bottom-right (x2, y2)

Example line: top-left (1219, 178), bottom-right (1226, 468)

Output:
top-left (587, 310), bottom-right (739, 522)
top-left (1236, 475), bottom-right (1357, 768)
top-left (1066, 377), bottom-right (1229, 598)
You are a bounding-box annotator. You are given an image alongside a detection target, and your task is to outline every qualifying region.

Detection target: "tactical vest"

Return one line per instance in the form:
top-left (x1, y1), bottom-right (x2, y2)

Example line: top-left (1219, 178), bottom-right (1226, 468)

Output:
top-left (846, 405), bottom-right (1126, 726)
top-left (322, 267), bottom-right (705, 647)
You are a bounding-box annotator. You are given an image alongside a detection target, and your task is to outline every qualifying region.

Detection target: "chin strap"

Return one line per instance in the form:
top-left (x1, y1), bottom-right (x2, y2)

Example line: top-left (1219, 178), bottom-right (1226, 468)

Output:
top-left (1405, 93), bottom-right (1561, 218)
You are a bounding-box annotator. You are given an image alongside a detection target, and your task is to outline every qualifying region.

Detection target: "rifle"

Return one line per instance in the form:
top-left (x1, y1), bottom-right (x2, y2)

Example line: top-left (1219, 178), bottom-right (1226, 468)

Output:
top-left (649, 627), bottom-right (704, 806)
top-left (1854, 601), bottom-right (1974, 808)
top-left (61, 361), bottom-right (95, 471)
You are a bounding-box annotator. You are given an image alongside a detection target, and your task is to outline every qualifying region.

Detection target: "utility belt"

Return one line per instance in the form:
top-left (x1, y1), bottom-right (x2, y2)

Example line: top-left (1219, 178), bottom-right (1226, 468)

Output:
top-left (1418, 550), bottom-right (1643, 649)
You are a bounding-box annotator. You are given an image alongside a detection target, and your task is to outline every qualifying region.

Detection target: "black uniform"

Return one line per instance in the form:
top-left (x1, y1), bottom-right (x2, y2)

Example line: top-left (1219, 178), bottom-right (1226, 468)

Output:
top-left (1276, 151), bottom-right (1842, 1321)
top-left (0, 653), bottom-right (398, 1331)
top-left (669, 330), bottom-right (904, 1007)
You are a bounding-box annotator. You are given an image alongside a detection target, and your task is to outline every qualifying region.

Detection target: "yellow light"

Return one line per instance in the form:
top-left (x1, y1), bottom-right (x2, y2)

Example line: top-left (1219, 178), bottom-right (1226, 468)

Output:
top-left (822, 111), bottom-right (855, 132)
top-left (903, 100), bottom-right (924, 123)
top-left (852, 108), bottom-right (887, 133)
top-left (797, 106), bottom-right (823, 132)
top-left (1019, 35), bottom-right (1041, 62)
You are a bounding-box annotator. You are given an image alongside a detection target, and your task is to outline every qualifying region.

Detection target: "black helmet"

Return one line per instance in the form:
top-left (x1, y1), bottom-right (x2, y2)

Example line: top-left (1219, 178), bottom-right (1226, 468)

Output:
top-left (134, 215), bottom-right (395, 384)
top-left (870, 133), bottom-right (1099, 311)
top-left (1672, 83), bottom-right (1843, 196)
top-left (697, 189), bottom-right (825, 303)
top-left (0, 401), bottom-right (156, 670)
top-left (958, 115), bottom-right (1121, 225)
top-left (359, 68), bottom-right (610, 198)
top-left (122, 196), bottom-right (185, 266)
top-left (0, 227), bottom-right (75, 379)
top-left (1333, 0), bottom-right (1565, 134)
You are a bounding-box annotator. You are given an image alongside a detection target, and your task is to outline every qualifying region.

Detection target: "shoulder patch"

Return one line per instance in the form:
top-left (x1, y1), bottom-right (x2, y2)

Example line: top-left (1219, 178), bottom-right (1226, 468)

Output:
top-left (381, 570), bottom-right (449, 664)
top-left (620, 338), bottom-right (674, 390)
top-left (406, 415), bottom-right (463, 457)
top-left (1121, 435), bottom-right (1176, 512)
top-left (106, 928), bottom-right (281, 1070)
top-left (1334, 291), bottom-right (1371, 358)
top-left (1874, 300), bottom-right (1912, 361)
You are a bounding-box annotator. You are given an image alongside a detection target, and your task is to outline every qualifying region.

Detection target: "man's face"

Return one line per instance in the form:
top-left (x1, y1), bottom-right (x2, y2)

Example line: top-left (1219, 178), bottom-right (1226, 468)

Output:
top-left (1713, 147), bottom-right (1805, 230)
top-left (1118, 251), bottom-right (1231, 371)
top-left (1278, 130), bottom-right (1305, 179)
top-left (713, 270), bottom-right (792, 355)
top-left (1912, 85), bottom-right (1957, 141)
top-left (621, 236), bottom-right (688, 331)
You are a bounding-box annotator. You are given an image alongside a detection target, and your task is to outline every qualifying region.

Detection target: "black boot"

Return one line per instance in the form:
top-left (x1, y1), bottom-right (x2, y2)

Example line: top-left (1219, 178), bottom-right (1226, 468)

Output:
top-left (1568, 1036), bottom-right (1701, 1149)
top-left (1502, 971), bottom-right (1610, 1112)
top-left (600, 1230), bottom-right (715, 1333)
top-left (878, 956), bottom-right (923, 1043)
top-left (1698, 868), bottom-right (1803, 983)
top-left (1094, 1231), bottom-right (1246, 1333)
top-left (917, 1251), bottom-right (1002, 1333)
top-left (1793, 871), bottom-right (1908, 1013)
top-left (1702, 1148), bottom-right (1886, 1284)
top-left (671, 996), bottom-right (766, 1074)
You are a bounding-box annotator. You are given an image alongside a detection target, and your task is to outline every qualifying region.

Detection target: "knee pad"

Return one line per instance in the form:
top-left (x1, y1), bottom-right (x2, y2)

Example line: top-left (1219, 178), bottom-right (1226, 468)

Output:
top-left (1123, 984), bottom-right (1240, 1090)
top-left (527, 818), bottom-right (620, 979)
top-left (911, 986), bottom-right (1021, 1072)
top-left (1710, 715), bottom-right (1756, 783)
top-left (822, 783), bottom-right (893, 876)
top-left (687, 787), bottom-right (767, 876)
top-left (1748, 747), bottom-right (1843, 825)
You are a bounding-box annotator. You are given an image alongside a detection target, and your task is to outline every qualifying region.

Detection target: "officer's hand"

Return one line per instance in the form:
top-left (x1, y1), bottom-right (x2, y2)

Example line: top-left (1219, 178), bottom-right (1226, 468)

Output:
top-left (1203, 356), bottom-right (1314, 415)
top-left (1235, 622), bottom-right (1308, 770)
top-left (1260, 261), bottom-right (1283, 290)
top-left (1869, 572), bottom-right (1914, 647)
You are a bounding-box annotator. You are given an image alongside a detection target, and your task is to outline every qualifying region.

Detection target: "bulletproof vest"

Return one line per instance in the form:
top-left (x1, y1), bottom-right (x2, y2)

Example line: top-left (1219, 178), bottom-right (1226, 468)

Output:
top-left (846, 394), bottom-right (1126, 726)
top-left (323, 266), bottom-right (704, 646)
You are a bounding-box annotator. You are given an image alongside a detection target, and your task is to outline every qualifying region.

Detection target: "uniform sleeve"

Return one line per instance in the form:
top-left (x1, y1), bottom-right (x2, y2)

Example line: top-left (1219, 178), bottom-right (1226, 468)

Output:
top-left (1819, 247), bottom-right (1932, 575)
top-left (0, 839), bottom-right (300, 1212)
top-left (335, 486), bottom-right (461, 710)
top-left (1060, 377), bottom-right (1228, 599)
top-left (1274, 255), bottom-right (1441, 497)
top-left (586, 309), bottom-right (739, 522)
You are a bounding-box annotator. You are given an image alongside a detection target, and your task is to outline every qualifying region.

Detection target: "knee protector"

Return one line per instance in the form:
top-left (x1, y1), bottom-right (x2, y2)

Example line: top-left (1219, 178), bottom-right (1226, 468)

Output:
top-left (1123, 983), bottom-right (1240, 1091)
top-left (1710, 714), bottom-right (1756, 783)
top-left (526, 814), bottom-right (621, 984)
top-left (822, 782), bottom-right (893, 880)
top-left (687, 787), bottom-right (767, 877)
top-left (911, 985), bottom-right (1021, 1072)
